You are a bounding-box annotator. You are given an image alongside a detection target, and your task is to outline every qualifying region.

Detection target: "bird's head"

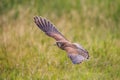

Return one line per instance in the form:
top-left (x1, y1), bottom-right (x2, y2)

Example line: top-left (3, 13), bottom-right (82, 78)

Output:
top-left (56, 41), bottom-right (66, 49)
top-left (56, 42), bottom-right (62, 48)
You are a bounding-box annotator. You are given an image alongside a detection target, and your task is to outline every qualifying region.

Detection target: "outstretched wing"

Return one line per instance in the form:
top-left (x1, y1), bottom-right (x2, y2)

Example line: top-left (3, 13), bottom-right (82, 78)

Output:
top-left (34, 16), bottom-right (67, 41)
top-left (64, 44), bottom-right (89, 64)
top-left (68, 53), bottom-right (87, 64)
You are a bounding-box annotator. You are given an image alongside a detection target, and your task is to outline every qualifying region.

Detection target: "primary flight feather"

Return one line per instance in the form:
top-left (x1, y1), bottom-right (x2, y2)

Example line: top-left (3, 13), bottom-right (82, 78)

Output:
top-left (34, 16), bottom-right (89, 64)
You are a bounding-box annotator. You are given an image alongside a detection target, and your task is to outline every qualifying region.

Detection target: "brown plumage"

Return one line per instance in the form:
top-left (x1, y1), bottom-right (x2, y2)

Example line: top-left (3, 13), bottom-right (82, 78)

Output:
top-left (34, 16), bottom-right (89, 64)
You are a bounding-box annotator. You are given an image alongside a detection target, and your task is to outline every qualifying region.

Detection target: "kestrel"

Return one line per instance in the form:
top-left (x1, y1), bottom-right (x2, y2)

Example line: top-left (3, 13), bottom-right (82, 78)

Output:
top-left (34, 16), bottom-right (89, 64)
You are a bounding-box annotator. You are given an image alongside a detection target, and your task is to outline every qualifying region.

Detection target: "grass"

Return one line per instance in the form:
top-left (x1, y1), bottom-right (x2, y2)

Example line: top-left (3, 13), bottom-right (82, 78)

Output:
top-left (0, 0), bottom-right (120, 80)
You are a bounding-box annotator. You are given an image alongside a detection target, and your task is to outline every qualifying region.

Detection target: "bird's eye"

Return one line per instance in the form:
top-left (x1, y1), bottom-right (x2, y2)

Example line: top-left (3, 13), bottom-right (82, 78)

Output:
top-left (57, 42), bottom-right (61, 47)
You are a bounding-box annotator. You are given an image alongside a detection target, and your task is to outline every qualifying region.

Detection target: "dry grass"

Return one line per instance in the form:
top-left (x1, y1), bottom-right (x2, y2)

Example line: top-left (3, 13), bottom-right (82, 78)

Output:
top-left (0, 0), bottom-right (120, 80)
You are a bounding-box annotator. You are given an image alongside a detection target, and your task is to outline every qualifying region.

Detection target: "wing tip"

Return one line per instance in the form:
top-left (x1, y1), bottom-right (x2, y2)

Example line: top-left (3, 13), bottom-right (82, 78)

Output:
top-left (34, 16), bottom-right (47, 32)
top-left (68, 53), bottom-right (89, 64)
top-left (33, 16), bottom-right (42, 22)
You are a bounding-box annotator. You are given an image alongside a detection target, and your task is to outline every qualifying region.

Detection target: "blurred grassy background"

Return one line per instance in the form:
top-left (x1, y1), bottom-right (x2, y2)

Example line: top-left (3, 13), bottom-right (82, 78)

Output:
top-left (0, 0), bottom-right (120, 80)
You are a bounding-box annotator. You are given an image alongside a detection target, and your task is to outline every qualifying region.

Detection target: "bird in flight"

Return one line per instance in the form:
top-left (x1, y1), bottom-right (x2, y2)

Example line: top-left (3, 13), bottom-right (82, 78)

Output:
top-left (34, 16), bottom-right (89, 64)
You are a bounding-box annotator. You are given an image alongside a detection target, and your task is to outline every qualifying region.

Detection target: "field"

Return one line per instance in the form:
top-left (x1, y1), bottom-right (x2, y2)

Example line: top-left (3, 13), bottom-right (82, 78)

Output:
top-left (0, 0), bottom-right (120, 80)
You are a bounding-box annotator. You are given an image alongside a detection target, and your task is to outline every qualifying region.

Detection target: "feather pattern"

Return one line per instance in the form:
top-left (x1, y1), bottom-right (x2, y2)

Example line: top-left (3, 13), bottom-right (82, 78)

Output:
top-left (34, 16), bottom-right (66, 41)
top-left (34, 16), bottom-right (89, 64)
top-left (68, 53), bottom-right (86, 64)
